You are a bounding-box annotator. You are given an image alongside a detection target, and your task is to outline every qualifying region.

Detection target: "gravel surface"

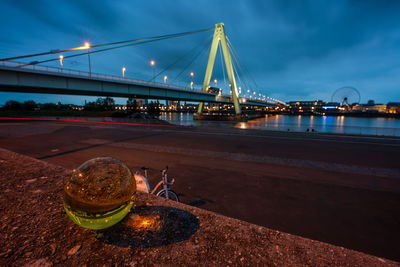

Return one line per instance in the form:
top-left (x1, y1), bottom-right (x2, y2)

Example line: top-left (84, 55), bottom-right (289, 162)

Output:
top-left (0, 147), bottom-right (398, 266)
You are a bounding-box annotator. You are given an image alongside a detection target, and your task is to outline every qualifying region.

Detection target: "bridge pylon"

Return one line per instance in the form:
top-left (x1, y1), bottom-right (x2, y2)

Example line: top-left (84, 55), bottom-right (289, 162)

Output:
top-left (197, 23), bottom-right (241, 115)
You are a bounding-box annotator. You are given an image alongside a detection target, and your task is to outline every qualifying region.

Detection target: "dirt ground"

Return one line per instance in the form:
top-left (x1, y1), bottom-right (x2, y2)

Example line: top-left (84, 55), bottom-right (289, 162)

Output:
top-left (2, 148), bottom-right (397, 266)
top-left (0, 119), bottom-right (399, 261)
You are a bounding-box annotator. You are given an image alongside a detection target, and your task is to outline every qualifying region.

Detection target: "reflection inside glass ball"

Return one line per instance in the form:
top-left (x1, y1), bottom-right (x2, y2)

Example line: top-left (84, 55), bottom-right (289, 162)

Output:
top-left (63, 157), bottom-right (136, 230)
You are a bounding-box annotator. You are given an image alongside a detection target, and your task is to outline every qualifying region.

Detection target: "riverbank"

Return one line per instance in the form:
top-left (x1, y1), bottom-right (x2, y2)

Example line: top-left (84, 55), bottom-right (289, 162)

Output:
top-left (0, 113), bottom-right (172, 126)
top-left (0, 120), bottom-right (399, 261)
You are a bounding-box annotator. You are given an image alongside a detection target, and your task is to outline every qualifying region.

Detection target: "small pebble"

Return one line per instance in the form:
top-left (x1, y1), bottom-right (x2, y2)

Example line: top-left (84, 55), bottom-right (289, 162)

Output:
top-left (50, 244), bottom-right (56, 255)
top-left (67, 244), bottom-right (81, 256)
top-left (26, 258), bottom-right (52, 267)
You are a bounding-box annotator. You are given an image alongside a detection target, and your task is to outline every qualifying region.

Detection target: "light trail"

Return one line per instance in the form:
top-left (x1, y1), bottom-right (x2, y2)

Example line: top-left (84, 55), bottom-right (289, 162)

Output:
top-left (0, 117), bottom-right (184, 128)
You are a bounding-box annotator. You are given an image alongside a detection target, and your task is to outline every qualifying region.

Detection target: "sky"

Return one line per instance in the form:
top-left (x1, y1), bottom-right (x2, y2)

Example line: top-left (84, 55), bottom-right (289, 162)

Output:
top-left (0, 0), bottom-right (399, 105)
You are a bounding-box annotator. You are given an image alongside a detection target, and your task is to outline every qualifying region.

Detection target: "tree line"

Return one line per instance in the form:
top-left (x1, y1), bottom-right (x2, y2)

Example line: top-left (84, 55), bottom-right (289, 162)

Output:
top-left (1, 97), bottom-right (160, 117)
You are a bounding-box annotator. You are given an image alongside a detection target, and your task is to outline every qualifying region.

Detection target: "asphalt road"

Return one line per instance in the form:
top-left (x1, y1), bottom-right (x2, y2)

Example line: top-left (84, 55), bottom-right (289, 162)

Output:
top-left (0, 119), bottom-right (399, 261)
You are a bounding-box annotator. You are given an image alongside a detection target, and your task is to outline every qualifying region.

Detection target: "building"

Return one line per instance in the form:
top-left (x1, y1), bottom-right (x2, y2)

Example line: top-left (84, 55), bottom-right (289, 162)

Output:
top-left (352, 103), bottom-right (386, 113)
top-left (386, 102), bottom-right (400, 114)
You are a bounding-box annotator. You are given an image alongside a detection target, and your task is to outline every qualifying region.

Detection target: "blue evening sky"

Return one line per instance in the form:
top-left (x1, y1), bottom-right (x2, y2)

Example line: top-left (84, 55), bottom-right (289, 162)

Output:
top-left (0, 0), bottom-right (399, 105)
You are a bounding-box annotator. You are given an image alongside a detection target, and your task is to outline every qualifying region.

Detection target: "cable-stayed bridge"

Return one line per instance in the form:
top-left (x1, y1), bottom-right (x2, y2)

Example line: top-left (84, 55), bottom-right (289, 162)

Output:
top-left (0, 23), bottom-right (285, 114)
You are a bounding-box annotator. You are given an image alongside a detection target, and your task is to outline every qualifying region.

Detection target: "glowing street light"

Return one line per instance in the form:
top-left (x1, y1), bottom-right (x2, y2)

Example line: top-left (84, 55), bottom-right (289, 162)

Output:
top-left (68, 42), bottom-right (91, 51)
top-left (214, 78), bottom-right (217, 87)
top-left (190, 72), bottom-right (194, 89)
top-left (122, 67), bottom-right (126, 78)
top-left (164, 75), bottom-right (168, 84)
top-left (83, 42), bottom-right (92, 77)
top-left (150, 60), bottom-right (156, 82)
top-left (59, 55), bottom-right (63, 69)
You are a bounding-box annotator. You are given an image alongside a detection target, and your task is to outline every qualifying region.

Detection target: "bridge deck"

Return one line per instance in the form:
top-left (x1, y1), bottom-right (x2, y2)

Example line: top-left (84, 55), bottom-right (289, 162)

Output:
top-left (0, 61), bottom-right (271, 106)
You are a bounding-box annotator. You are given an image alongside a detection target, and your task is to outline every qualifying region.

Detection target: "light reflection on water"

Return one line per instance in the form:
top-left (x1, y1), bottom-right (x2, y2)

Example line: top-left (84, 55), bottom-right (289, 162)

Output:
top-left (159, 112), bottom-right (400, 136)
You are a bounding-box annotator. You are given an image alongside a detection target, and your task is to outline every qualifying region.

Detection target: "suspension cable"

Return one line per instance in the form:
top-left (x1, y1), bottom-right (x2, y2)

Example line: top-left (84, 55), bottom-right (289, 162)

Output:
top-left (228, 41), bottom-right (254, 97)
top-left (171, 36), bottom-right (211, 84)
top-left (231, 54), bottom-right (244, 96)
top-left (227, 37), bottom-right (261, 93)
top-left (151, 33), bottom-right (213, 82)
top-left (1, 27), bottom-right (214, 62)
top-left (219, 42), bottom-right (228, 93)
top-left (16, 31), bottom-right (212, 68)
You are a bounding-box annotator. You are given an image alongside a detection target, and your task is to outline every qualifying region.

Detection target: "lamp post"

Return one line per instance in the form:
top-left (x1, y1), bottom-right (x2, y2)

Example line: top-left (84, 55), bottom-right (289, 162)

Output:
top-left (214, 78), bottom-right (217, 87)
top-left (150, 60), bottom-right (155, 82)
top-left (59, 55), bottom-right (63, 69)
top-left (164, 75), bottom-right (167, 84)
top-left (190, 72), bottom-right (194, 89)
top-left (84, 42), bottom-right (91, 77)
top-left (122, 67), bottom-right (126, 78)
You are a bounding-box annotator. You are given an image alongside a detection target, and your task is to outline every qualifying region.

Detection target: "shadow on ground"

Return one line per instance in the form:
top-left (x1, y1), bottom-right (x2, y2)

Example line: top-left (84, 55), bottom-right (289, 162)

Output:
top-left (94, 206), bottom-right (200, 248)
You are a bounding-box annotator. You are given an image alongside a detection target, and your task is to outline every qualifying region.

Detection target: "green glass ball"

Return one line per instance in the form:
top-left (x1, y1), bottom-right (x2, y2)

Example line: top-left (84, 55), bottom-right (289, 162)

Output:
top-left (63, 157), bottom-right (136, 230)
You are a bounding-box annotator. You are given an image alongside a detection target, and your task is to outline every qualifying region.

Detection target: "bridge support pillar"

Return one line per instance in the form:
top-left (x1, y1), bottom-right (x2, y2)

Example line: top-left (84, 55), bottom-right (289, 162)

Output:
top-left (198, 23), bottom-right (241, 115)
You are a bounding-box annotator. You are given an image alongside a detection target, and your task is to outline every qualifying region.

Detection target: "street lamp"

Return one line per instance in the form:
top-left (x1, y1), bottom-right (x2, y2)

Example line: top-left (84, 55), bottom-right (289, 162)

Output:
top-left (164, 75), bottom-right (167, 84)
top-left (214, 78), bottom-right (217, 87)
top-left (150, 60), bottom-right (155, 82)
top-left (122, 67), bottom-right (126, 78)
top-left (59, 55), bottom-right (63, 69)
top-left (190, 72), bottom-right (194, 89)
top-left (84, 42), bottom-right (91, 77)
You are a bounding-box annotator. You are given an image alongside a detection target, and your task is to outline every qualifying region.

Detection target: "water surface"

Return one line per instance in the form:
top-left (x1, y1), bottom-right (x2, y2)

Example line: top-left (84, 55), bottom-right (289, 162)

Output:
top-left (159, 112), bottom-right (400, 136)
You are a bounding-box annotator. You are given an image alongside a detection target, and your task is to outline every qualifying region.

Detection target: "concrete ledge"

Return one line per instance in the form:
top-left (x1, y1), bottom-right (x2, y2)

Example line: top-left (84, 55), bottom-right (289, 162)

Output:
top-left (0, 147), bottom-right (397, 266)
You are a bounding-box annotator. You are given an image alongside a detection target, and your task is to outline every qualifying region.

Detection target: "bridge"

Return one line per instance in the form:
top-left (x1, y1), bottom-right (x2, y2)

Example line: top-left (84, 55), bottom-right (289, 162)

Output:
top-left (0, 61), bottom-right (270, 107)
top-left (0, 23), bottom-right (285, 114)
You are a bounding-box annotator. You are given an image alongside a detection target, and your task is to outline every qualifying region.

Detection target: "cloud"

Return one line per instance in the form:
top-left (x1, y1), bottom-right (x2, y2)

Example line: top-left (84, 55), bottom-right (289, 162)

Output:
top-left (1, 0), bottom-right (400, 104)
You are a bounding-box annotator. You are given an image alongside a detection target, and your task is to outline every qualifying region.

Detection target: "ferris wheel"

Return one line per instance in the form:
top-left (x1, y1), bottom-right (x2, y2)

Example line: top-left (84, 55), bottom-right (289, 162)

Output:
top-left (331, 87), bottom-right (361, 106)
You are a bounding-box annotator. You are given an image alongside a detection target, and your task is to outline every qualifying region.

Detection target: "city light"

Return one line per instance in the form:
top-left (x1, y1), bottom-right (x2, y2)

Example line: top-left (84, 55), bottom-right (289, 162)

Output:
top-left (164, 75), bottom-right (167, 84)
top-left (190, 72), bottom-right (194, 77)
top-left (122, 67), bottom-right (126, 78)
top-left (150, 60), bottom-right (156, 82)
top-left (214, 78), bottom-right (217, 86)
top-left (59, 55), bottom-right (63, 68)
top-left (70, 42), bottom-right (91, 51)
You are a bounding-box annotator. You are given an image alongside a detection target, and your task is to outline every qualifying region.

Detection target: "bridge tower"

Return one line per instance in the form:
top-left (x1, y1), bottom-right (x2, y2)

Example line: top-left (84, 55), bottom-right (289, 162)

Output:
top-left (198, 23), bottom-right (241, 115)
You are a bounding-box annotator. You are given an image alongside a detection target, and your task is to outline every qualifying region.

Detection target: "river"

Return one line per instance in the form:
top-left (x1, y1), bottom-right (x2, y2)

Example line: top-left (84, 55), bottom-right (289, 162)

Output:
top-left (159, 112), bottom-right (400, 137)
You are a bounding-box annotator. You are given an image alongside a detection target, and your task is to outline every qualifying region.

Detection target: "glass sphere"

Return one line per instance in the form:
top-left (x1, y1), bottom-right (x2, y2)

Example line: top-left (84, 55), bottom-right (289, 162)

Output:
top-left (63, 157), bottom-right (136, 230)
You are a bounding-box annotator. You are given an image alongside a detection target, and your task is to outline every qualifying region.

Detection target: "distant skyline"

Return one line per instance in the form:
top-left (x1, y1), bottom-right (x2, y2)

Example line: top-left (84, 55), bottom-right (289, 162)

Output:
top-left (1, 0), bottom-right (400, 105)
